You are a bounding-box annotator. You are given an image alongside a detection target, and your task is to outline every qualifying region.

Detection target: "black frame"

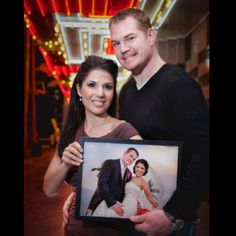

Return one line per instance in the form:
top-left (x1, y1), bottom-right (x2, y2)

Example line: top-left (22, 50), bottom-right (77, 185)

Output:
top-left (75, 137), bottom-right (182, 222)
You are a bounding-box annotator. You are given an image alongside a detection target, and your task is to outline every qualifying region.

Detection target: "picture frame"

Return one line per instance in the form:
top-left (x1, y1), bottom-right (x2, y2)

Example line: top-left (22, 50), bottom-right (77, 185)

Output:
top-left (75, 137), bottom-right (182, 222)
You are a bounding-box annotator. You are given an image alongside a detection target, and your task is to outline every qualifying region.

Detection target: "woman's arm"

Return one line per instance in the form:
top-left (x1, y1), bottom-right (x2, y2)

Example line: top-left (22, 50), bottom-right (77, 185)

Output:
top-left (142, 181), bottom-right (159, 208)
top-left (43, 141), bottom-right (83, 197)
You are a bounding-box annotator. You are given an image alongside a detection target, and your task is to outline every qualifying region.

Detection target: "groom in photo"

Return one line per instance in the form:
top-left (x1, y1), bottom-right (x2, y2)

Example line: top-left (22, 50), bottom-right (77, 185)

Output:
top-left (86, 147), bottom-right (139, 216)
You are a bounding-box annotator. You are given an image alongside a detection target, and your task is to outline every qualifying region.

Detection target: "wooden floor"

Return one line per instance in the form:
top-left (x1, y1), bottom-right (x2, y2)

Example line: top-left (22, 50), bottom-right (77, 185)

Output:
top-left (24, 147), bottom-right (72, 236)
top-left (24, 147), bottom-right (209, 236)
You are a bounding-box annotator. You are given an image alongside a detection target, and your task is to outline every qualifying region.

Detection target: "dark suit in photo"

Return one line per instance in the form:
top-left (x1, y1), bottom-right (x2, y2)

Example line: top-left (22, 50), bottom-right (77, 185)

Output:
top-left (87, 159), bottom-right (132, 213)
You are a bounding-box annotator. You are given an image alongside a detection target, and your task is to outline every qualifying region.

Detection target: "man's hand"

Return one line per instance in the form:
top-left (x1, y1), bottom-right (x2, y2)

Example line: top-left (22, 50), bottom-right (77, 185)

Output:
top-left (130, 209), bottom-right (173, 236)
top-left (62, 192), bottom-right (75, 230)
top-left (111, 202), bottom-right (125, 216)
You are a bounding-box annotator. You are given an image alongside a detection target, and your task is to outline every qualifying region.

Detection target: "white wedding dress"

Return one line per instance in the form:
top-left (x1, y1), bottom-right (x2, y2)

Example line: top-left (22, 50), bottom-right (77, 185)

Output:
top-left (93, 182), bottom-right (141, 218)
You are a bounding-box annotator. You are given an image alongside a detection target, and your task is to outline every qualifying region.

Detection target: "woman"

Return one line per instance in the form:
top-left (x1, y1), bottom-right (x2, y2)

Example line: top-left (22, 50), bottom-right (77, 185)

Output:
top-left (43, 55), bottom-right (142, 236)
top-left (93, 159), bottom-right (159, 218)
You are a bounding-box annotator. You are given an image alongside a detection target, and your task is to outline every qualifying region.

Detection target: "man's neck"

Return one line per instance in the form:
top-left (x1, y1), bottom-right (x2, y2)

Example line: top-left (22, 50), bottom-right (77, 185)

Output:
top-left (120, 158), bottom-right (127, 168)
top-left (133, 50), bottom-right (165, 87)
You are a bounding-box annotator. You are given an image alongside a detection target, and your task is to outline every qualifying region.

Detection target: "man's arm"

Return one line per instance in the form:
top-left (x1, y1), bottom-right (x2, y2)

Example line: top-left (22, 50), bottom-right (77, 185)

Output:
top-left (97, 160), bottom-right (117, 207)
top-left (164, 79), bottom-right (209, 220)
top-left (131, 78), bottom-right (209, 235)
top-left (98, 160), bottom-right (125, 216)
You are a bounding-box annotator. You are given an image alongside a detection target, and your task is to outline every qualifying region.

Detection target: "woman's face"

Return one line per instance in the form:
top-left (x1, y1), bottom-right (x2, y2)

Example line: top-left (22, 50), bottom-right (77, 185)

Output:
top-left (77, 69), bottom-right (115, 117)
top-left (135, 162), bottom-right (146, 177)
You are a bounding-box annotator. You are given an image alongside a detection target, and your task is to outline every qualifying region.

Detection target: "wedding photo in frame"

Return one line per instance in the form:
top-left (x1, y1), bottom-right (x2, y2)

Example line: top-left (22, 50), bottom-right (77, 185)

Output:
top-left (75, 137), bottom-right (182, 222)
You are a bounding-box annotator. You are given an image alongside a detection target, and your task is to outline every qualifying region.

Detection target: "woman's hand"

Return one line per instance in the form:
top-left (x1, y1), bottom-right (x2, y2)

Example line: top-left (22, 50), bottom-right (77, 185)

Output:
top-left (152, 200), bottom-right (159, 208)
top-left (62, 191), bottom-right (75, 230)
top-left (62, 141), bottom-right (84, 168)
top-left (43, 143), bottom-right (82, 197)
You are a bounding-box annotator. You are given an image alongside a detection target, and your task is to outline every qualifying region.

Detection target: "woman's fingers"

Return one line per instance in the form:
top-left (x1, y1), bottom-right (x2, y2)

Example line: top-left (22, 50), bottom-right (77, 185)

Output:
top-left (62, 142), bottom-right (84, 166)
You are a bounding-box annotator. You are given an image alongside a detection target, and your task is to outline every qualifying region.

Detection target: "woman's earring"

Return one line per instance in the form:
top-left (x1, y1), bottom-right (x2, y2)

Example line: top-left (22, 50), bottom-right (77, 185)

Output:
top-left (79, 96), bottom-right (82, 101)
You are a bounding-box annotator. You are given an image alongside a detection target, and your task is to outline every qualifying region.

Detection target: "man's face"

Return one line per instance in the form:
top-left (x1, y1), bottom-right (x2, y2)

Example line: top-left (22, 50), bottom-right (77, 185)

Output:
top-left (110, 17), bottom-right (154, 74)
top-left (122, 150), bottom-right (138, 166)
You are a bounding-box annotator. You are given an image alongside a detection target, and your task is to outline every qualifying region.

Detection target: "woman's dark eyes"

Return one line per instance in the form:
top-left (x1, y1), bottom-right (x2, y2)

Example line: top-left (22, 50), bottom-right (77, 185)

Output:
top-left (87, 83), bottom-right (113, 90)
top-left (87, 82), bottom-right (96, 87)
top-left (104, 85), bottom-right (113, 90)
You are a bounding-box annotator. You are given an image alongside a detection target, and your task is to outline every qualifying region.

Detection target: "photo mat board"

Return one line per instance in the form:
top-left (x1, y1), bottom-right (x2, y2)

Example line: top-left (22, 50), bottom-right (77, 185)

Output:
top-left (75, 137), bottom-right (182, 222)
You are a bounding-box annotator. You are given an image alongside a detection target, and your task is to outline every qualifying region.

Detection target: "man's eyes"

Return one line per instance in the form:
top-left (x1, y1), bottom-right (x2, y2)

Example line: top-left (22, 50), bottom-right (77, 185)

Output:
top-left (112, 42), bottom-right (119, 47)
top-left (127, 36), bottom-right (135, 41)
top-left (112, 37), bottom-right (135, 47)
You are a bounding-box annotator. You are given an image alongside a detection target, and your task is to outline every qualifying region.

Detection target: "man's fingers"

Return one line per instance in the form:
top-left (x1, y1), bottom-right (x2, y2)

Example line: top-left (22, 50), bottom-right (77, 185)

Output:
top-left (119, 209), bottom-right (125, 216)
top-left (130, 214), bottom-right (148, 233)
top-left (130, 214), bottom-right (146, 223)
top-left (134, 223), bottom-right (145, 232)
top-left (116, 208), bottom-right (124, 216)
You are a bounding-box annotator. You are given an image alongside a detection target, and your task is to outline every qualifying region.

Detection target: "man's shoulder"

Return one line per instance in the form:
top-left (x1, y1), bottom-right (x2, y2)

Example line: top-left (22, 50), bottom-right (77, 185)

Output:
top-left (119, 78), bottom-right (135, 107)
top-left (103, 159), bottom-right (119, 165)
top-left (158, 64), bottom-right (199, 92)
top-left (164, 64), bottom-right (195, 83)
top-left (120, 77), bottom-right (135, 92)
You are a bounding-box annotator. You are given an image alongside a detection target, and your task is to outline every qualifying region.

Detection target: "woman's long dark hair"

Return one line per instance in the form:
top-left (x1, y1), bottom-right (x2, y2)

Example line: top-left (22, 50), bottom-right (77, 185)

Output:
top-left (57, 55), bottom-right (118, 157)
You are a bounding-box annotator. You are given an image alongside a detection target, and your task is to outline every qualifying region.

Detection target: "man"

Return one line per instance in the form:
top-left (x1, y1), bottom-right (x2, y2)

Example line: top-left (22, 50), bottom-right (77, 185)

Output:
top-left (109, 8), bottom-right (209, 236)
top-left (63, 8), bottom-right (209, 236)
top-left (87, 147), bottom-right (139, 216)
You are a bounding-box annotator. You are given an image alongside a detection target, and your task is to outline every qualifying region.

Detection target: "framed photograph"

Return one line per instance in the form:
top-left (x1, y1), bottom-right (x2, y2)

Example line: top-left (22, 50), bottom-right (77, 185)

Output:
top-left (75, 137), bottom-right (182, 222)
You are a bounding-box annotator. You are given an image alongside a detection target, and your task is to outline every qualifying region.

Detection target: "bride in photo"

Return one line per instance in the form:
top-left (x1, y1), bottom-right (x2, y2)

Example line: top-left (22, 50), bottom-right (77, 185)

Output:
top-left (92, 159), bottom-right (159, 218)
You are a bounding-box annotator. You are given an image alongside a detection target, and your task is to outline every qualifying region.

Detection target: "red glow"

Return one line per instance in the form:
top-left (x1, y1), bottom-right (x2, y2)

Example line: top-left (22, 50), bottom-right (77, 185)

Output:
top-left (58, 83), bottom-right (69, 97)
top-left (62, 66), bottom-right (68, 77)
top-left (106, 38), bottom-right (115, 55)
top-left (24, 1), bottom-right (31, 15)
top-left (129, 0), bottom-right (135, 8)
top-left (64, 0), bottom-right (71, 16)
top-left (54, 66), bottom-right (61, 78)
top-left (107, 0), bottom-right (139, 15)
top-left (25, 18), bottom-right (38, 37)
top-left (78, 0), bottom-right (83, 15)
top-left (136, 208), bottom-right (151, 215)
top-left (25, 0), bottom-right (141, 98)
top-left (36, 0), bottom-right (45, 17)
top-left (28, 26), bottom-right (36, 37)
top-left (104, 0), bottom-right (109, 15)
top-left (24, 0), bottom-right (138, 15)
top-left (70, 65), bottom-right (80, 74)
top-left (50, 0), bottom-right (58, 12)
top-left (39, 46), bottom-right (54, 73)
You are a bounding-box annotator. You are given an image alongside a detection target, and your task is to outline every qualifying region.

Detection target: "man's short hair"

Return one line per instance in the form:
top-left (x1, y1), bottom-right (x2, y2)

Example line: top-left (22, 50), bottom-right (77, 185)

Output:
top-left (109, 8), bottom-right (152, 32)
top-left (126, 147), bottom-right (139, 157)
